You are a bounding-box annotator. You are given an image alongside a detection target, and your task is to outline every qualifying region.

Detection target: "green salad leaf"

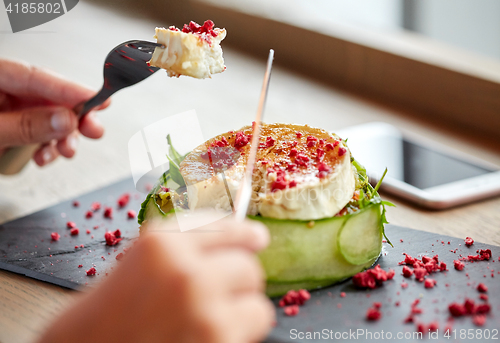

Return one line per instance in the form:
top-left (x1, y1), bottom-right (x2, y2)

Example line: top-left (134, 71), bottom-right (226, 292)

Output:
top-left (166, 134), bottom-right (187, 187)
top-left (137, 136), bottom-right (188, 224)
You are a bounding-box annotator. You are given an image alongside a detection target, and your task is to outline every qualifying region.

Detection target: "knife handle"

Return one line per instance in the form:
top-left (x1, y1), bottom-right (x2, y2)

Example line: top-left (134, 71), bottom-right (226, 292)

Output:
top-left (0, 144), bottom-right (38, 175)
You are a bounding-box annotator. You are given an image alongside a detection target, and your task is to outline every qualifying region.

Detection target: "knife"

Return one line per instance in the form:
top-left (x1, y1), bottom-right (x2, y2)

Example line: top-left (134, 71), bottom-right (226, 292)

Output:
top-left (233, 49), bottom-right (274, 222)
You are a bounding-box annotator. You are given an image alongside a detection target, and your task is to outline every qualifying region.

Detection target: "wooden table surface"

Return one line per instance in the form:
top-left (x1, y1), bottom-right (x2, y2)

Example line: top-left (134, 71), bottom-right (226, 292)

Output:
top-left (1, 2), bottom-right (500, 342)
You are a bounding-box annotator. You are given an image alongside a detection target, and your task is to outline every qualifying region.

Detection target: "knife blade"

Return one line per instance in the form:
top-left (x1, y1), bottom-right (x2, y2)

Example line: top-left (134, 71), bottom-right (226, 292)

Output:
top-left (233, 49), bottom-right (274, 222)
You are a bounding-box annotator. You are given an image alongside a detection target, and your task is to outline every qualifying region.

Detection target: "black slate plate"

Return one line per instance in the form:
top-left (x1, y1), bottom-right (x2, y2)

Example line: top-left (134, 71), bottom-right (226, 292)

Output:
top-left (0, 178), bottom-right (499, 342)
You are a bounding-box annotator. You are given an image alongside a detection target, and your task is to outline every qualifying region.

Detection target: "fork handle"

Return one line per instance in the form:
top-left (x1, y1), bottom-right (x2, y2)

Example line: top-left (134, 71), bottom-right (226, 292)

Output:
top-left (0, 87), bottom-right (113, 175)
top-left (75, 87), bottom-right (114, 119)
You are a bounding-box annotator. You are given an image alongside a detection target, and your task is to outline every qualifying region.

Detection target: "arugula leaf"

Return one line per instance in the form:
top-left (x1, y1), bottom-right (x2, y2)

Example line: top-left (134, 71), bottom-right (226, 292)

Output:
top-left (166, 134), bottom-right (187, 187)
top-left (380, 204), bottom-right (393, 247)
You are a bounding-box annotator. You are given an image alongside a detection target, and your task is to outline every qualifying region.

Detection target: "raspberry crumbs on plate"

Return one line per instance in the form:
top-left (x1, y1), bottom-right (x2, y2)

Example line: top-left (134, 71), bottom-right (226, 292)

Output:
top-left (284, 305), bottom-right (300, 316)
top-left (104, 207), bottom-right (113, 219)
top-left (90, 202), bottom-right (101, 211)
top-left (117, 193), bottom-right (130, 207)
top-left (464, 237), bottom-right (474, 247)
top-left (66, 221), bottom-right (76, 228)
top-left (424, 278), bottom-right (436, 289)
top-left (453, 260), bottom-right (465, 271)
top-left (127, 210), bottom-right (136, 219)
top-left (278, 289), bottom-right (311, 307)
top-left (50, 232), bottom-right (60, 241)
top-left (352, 265), bottom-right (395, 289)
top-left (70, 228), bottom-right (79, 235)
top-left (366, 307), bottom-right (382, 321)
top-left (105, 231), bottom-right (122, 246)
top-left (86, 267), bottom-right (96, 276)
top-left (477, 283), bottom-right (488, 293)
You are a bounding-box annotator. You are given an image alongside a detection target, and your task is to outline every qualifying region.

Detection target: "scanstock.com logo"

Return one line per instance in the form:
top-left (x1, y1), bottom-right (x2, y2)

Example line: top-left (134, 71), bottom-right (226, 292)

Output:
top-left (3, 0), bottom-right (78, 33)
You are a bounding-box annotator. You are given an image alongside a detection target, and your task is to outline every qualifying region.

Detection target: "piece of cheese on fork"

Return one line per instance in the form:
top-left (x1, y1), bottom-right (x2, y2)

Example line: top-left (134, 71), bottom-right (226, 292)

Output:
top-left (179, 123), bottom-right (356, 220)
top-left (149, 20), bottom-right (226, 79)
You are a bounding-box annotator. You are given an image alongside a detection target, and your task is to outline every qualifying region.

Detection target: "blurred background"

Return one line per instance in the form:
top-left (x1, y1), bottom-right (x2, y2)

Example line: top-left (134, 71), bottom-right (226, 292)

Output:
top-left (0, 0), bottom-right (499, 223)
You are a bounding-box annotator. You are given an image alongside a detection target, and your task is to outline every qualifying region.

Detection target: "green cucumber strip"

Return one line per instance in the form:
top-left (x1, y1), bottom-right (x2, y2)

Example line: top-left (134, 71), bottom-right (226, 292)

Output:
top-left (249, 204), bottom-right (382, 286)
top-left (337, 205), bottom-right (382, 265)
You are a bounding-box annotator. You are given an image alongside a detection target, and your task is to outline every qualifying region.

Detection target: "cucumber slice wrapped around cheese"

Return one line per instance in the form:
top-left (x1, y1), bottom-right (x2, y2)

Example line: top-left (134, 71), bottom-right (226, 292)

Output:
top-left (138, 126), bottom-right (393, 296)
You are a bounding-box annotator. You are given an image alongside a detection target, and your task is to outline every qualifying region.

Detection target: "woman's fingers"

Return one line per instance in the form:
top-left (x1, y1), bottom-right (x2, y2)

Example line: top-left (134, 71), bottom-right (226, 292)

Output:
top-left (0, 106), bottom-right (77, 148)
top-left (228, 294), bottom-right (275, 343)
top-left (56, 131), bottom-right (79, 158)
top-left (208, 250), bottom-right (265, 294)
top-left (196, 219), bottom-right (270, 252)
top-left (78, 111), bottom-right (104, 139)
top-left (33, 140), bottom-right (60, 166)
top-left (0, 59), bottom-right (111, 110)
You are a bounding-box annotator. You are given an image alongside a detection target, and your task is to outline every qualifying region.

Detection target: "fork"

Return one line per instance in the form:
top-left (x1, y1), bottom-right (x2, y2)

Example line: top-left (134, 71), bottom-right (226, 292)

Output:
top-left (0, 40), bottom-right (164, 175)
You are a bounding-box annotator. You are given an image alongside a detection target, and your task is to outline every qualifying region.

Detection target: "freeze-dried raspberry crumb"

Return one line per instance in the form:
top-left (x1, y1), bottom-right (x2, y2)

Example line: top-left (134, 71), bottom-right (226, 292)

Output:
top-left (50, 232), bottom-right (60, 241)
top-left (352, 265), bottom-right (394, 289)
top-left (422, 255), bottom-right (432, 264)
top-left (424, 278), bottom-right (436, 289)
top-left (85, 211), bottom-right (93, 219)
top-left (465, 237), bottom-right (474, 247)
top-left (428, 321), bottom-right (439, 332)
top-left (66, 221), bottom-right (76, 228)
top-left (86, 267), bottom-right (96, 276)
top-left (413, 267), bottom-right (427, 282)
top-left (104, 207), bottom-right (113, 219)
top-left (366, 307), bottom-right (382, 321)
top-left (463, 249), bottom-right (492, 262)
top-left (234, 131), bottom-right (249, 149)
top-left (127, 210), bottom-right (136, 219)
top-left (78, 264), bottom-right (83, 268)
top-left (439, 262), bottom-right (447, 271)
top-left (479, 294), bottom-right (488, 301)
top-left (91, 202), bottom-right (101, 211)
top-left (86, 229), bottom-right (91, 234)
top-left (116, 253), bottom-right (124, 261)
top-left (70, 228), bottom-right (79, 235)
top-left (113, 229), bottom-right (121, 238)
top-left (477, 283), bottom-right (488, 293)
top-left (284, 305), bottom-right (300, 316)
top-left (117, 193), bottom-right (130, 207)
top-left (473, 314), bottom-right (486, 326)
top-left (404, 298), bottom-right (423, 323)
top-left (279, 289), bottom-right (311, 307)
top-left (416, 323), bottom-right (426, 333)
top-left (449, 302), bottom-right (467, 317)
top-left (297, 289), bottom-right (311, 304)
top-left (402, 266), bottom-right (413, 278)
top-left (72, 201), bottom-right (80, 207)
top-left (373, 302), bottom-right (382, 309)
top-left (105, 231), bottom-right (121, 246)
top-left (401, 281), bottom-right (408, 289)
top-left (454, 260), bottom-right (465, 271)
top-left (399, 253), bottom-right (418, 266)
top-left (476, 303), bottom-right (491, 314)
top-left (340, 292), bottom-right (346, 298)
